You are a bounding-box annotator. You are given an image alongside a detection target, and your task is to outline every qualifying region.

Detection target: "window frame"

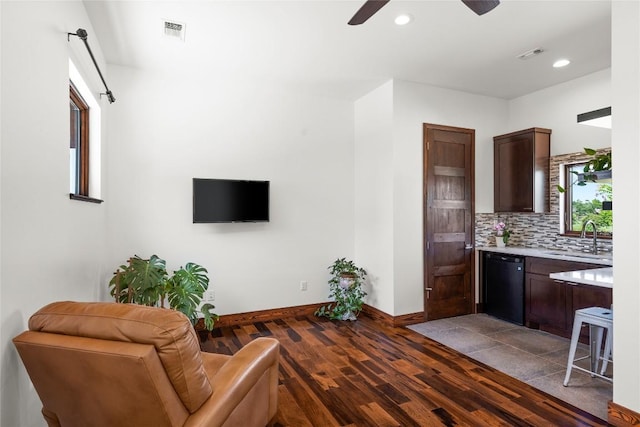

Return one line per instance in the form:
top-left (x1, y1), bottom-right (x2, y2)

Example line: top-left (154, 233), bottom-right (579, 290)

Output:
top-left (70, 81), bottom-right (90, 197)
top-left (562, 161), bottom-right (612, 239)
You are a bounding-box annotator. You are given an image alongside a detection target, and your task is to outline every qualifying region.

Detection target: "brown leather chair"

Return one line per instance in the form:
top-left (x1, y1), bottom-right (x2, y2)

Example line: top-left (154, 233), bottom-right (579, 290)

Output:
top-left (13, 301), bottom-right (280, 427)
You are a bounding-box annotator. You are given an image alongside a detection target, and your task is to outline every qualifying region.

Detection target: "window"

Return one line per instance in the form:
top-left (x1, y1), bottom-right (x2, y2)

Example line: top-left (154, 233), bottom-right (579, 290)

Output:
top-left (70, 82), bottom-right (89, 196)
top-left (68, 59), bottom-right (102, 203)
top-left (563, 162), bottom-right (612, 237)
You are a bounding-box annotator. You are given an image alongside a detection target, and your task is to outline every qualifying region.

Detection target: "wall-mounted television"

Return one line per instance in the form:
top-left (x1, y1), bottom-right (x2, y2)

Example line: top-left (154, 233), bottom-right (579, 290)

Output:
top-left (193, 178), bottom-right (270, 223)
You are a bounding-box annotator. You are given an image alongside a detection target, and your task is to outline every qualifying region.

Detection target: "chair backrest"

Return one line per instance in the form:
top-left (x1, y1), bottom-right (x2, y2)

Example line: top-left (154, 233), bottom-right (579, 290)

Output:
top-left (13, 331), bottom-right (189, 426)
top-left (14, 301), bottom-right (213, 425)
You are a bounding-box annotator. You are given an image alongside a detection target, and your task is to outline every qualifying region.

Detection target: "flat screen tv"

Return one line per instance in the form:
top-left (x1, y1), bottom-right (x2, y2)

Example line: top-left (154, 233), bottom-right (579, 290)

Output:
top-left (193, 178), bottom-right (270, 223)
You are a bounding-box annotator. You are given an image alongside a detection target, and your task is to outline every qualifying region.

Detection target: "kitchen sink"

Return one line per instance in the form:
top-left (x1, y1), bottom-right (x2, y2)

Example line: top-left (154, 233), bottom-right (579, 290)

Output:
top-left (542, 250), bottom-right (612, 262)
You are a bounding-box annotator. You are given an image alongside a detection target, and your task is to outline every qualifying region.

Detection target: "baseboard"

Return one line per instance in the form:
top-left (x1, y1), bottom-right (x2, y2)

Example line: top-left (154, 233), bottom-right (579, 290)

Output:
top-left (361, 304), bottom-right (393, 326)
top-left (361, 304), bottom-right (424, 327)
top-left (214, 303), bottom-right (321, 327)
top-left (608, 401), bottom-right (640, 426)
top-left (204, 303), bottom-right (424, 329)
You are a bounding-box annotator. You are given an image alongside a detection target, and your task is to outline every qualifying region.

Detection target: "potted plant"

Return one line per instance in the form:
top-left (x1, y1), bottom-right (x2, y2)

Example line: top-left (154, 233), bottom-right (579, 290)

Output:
top-left (493, 222), bottom-right (511, 247)
top-left (315, 258), bottom-right (367, 321)
top-left (109, 255), bottom-right (219, 330)
top-left (557, 148), bottom-right (611, 193)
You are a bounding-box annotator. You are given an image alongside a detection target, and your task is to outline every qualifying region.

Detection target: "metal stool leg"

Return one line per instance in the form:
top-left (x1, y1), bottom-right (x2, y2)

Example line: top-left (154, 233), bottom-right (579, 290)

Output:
top-left (600, 328), bottom-right (613, 376)
top-left (589, 324), bottom-right (605, 376)
top-left (564, 316), bottom-right (584, 386)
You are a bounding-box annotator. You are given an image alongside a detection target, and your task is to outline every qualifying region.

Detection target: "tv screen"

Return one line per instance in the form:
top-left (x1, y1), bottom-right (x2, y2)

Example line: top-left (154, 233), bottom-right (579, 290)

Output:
top-left (193, 179), bottom-right (270, 223)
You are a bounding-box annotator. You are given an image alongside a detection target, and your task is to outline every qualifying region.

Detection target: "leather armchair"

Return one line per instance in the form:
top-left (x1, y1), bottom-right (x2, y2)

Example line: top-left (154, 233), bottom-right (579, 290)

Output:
top-left (13, 301), bottom-right (280, 427)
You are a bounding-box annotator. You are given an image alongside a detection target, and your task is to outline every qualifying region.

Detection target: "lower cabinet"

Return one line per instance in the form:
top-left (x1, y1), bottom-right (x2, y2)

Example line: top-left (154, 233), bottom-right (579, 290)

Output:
top-left (526, 273), bottom-right (569, 335)
top-left (525, 256), bottom-right (611, 340)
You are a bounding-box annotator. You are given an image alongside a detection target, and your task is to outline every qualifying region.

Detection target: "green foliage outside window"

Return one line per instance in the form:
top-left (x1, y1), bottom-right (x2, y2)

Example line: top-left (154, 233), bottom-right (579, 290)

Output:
top-left (570, 183), bottom-right (612, 233)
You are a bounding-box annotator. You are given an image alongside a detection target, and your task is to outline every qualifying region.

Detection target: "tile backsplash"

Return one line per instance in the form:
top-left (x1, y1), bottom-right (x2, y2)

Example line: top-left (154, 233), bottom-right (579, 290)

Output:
top-left (475, 212), bottom-right (612, 254)
top-left (476, 148), bottom-right (613, 254)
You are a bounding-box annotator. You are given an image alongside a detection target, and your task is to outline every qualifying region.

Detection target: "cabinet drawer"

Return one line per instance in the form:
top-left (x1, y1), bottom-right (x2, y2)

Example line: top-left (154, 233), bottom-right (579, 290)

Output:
top-left (525, 256), bottom-right (599, 276)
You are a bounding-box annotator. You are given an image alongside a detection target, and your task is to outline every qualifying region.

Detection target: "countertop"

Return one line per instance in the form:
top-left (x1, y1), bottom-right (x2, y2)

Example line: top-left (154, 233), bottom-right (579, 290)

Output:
top-left (549, 267), bottom-right (613, 288)
top-left (477, 246), bottom-right (613, 288)
top-left (477, 246), bottom-right (612, 266)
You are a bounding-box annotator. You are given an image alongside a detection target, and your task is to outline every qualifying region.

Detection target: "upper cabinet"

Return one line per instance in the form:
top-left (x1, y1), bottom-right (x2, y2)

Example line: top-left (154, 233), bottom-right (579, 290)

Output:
top-left (494, 127), bottom-right (551, 213)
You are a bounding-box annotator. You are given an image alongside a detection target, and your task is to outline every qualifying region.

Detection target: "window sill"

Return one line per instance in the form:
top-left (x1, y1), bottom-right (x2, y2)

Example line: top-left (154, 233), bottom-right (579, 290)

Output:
top-left (69, 194), bottom-right (104, 204)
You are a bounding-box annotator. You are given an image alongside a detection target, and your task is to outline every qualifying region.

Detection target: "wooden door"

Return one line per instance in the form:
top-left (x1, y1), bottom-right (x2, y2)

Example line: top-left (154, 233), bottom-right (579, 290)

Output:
top-left (423, 124), bottom-right (475, 321)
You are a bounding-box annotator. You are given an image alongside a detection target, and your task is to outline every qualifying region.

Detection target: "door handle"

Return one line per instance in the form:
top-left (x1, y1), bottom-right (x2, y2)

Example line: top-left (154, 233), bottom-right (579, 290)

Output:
top-left (425, 287), bottom-right (433, 299)
top-left (465, 243), bottom-right (473, 250)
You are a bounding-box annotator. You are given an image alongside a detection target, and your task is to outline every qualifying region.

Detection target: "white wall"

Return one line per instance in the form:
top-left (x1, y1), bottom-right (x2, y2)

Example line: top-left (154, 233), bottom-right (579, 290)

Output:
top-left (392, 81), bottom-right (508, 315)
top-left (354, 79), bottom-right (508, 316)
top-left (354, 80), bottom-right (395, 314)
top-left (105, 65), bottom-right (355, 315)
top-left (0, 0), bottom-right (3, 418)
top-left (611, 0), bottom-right (640, 414)
top-left (0, 2), bottom-right (109, 425)
top-left (508, 68), bottom-right (611, 155)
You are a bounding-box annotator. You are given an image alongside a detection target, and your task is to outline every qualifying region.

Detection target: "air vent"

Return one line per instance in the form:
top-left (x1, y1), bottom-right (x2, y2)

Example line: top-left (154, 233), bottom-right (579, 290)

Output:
top-left (164, 20), bottom-right (186, 41)
top-left (516, 47), bottom-right (544, 60)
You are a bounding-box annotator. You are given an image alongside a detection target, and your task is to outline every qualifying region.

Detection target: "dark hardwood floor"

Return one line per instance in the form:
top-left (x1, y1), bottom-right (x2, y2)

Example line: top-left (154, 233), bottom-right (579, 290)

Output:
top-left (200, 314), bottom-right (606, 426)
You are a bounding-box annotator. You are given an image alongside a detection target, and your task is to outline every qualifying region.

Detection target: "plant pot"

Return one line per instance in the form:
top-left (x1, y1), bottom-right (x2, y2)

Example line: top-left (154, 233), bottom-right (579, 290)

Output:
top-left (339, 273), bottom-right (356, 289)
top-left (341, 311), bottom-right (357, 321)
top-left (495, 236), bottom-right (506, 247)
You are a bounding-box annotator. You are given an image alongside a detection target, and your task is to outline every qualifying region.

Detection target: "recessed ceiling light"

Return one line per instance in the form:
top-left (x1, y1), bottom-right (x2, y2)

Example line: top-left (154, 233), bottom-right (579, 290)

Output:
top-left (394, 14), bottom-right (412, 26)
top-left (553, 59), bottom-right (571, 68)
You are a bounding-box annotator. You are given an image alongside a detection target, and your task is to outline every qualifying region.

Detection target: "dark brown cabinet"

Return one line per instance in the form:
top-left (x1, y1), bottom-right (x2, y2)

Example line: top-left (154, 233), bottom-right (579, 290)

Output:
top-left (526, 273), bottom-right (569, 333)
top-left (494, 128), bottom-right (551, 212)
top-left (525, 256), bottom-right (611, 340)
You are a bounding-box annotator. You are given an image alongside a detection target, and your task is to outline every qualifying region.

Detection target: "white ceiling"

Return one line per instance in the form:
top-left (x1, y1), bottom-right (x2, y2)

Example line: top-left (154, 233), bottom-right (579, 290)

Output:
top-left (84, 0), bottom-right (611, 101)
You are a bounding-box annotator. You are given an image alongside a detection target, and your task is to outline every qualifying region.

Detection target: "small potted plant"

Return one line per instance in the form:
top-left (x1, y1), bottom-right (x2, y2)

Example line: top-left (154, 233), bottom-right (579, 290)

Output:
top-left (493, 222), bottom-right (511, 247)
top-left (109, 255), bottom-right (219, 330)
top-left (315, 258), bottom-right (367, 321)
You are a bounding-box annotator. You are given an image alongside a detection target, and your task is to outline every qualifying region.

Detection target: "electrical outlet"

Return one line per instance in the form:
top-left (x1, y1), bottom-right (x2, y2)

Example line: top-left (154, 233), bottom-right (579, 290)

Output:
top-left (300, 281), bottom-right (308, 291)
top-left (203, 290), bottom-right (215, 302)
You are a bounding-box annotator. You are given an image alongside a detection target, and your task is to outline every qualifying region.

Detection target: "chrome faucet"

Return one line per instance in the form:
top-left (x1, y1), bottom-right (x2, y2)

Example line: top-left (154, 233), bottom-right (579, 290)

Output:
top-left (580, 219), bottom-right (598, 255)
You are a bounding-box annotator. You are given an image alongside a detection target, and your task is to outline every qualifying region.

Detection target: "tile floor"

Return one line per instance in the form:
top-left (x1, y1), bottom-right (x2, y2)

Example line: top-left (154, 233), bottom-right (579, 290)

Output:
top-left (408, 314), bottom-right (612, 421)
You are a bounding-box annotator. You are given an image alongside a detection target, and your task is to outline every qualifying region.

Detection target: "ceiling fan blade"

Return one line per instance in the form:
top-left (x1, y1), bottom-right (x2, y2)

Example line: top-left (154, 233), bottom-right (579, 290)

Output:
top-left (461, 0), bottom-right (500, 16)
top-left (348, 0), bottom-right (391, 25)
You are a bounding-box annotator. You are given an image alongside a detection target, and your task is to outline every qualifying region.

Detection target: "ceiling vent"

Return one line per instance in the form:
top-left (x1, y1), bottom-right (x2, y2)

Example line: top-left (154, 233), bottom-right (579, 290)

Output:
top-left (164, 20), bottom-right (186, 41)
top-left (516, 47), bottom-right (544, 60)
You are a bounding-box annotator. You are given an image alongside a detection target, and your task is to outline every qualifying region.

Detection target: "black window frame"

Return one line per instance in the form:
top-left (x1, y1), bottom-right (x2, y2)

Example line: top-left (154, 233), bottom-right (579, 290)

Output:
top-left (563, 161), bottom-right (612, 239)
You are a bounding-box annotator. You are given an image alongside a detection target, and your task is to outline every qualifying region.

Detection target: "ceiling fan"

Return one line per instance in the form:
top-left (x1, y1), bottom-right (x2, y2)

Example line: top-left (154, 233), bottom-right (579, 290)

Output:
top-left (348, 0), bottom-right (500, 25)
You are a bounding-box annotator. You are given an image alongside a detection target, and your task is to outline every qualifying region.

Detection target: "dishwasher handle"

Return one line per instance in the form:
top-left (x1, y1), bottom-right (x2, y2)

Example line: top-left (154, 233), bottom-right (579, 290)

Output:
top-left (485, 252), bottom-right (523, 264)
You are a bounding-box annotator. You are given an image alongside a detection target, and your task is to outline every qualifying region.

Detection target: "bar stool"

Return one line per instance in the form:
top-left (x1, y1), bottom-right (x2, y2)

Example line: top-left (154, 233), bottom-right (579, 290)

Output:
top-left (563, 306), bottom-right (613, 386)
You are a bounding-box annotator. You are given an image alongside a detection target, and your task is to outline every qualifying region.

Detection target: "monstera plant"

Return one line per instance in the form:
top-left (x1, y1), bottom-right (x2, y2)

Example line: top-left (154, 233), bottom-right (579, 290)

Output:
top-left (109, 255), bottom-right (218, 330)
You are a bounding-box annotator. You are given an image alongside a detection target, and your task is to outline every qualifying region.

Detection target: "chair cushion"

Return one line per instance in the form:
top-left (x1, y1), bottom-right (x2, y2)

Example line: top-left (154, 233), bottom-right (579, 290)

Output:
top-left (28, 301), bottom-right (212, 413)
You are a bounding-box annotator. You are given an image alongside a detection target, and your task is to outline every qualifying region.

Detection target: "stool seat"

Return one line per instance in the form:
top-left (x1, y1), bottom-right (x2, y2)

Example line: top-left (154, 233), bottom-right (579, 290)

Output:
top-left (563, 306), bottom-right (613, 386)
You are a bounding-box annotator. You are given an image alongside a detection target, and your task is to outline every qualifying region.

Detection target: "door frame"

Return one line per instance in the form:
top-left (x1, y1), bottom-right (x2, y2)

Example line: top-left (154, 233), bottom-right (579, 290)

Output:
top-left (423, 123), bottom-right (476, 320)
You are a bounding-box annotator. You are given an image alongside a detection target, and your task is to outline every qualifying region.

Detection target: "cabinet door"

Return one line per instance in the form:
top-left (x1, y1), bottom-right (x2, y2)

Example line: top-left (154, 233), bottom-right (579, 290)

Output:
top-left (493, 127), bottom-right (550, 213)
top-left (526, 274), bottom-right (568, 334)
top-left (494, 136), bottom-right (533, 212)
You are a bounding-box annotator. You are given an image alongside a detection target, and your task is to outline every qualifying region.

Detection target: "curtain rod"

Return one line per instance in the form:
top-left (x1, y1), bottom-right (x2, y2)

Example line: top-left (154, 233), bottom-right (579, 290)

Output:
top-left (68, 28), bottom-right (115, 104)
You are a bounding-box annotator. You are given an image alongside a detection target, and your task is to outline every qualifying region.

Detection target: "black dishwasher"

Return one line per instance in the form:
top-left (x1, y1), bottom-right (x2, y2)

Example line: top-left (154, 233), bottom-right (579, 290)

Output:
top-left (483, 252), bottom-right (525, 325)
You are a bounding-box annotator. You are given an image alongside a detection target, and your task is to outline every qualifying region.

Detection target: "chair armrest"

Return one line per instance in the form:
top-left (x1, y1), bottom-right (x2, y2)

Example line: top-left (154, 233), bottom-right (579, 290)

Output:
top-left (184, 337), bottom-right (279, 427)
